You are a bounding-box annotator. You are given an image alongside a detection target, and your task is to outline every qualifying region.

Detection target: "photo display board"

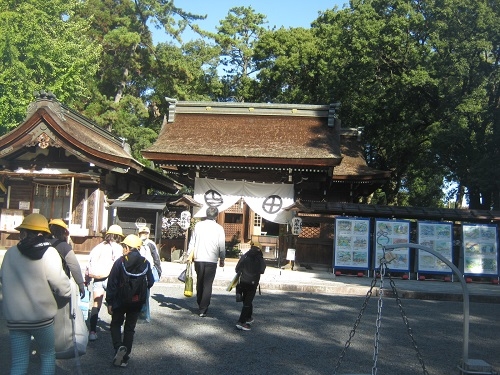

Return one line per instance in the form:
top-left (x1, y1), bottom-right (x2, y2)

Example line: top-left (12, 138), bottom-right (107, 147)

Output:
top-left (374, 219), bottom-right (411, 271)
top-left (462, 223), bottom-right (498, 277)
top-left (334, 217), bottom-right (370, 270)
top-left (417, 221), bottom-right (453, 274)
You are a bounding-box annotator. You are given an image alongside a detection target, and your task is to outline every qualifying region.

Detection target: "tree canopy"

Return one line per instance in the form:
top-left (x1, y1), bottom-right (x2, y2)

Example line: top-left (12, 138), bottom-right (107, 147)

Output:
top-left (0, 0), bottom-right (101, 133)
top-left (1, 0), bottom-right (499, 209)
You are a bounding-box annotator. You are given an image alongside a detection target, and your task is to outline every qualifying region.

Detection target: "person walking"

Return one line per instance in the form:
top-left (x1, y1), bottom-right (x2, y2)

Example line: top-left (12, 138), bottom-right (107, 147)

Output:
top-left (106, 234), bottom-right (154, 367)
top-left (0, 213), bottom-right (71, 375)
top-left (138, 226), bottom-right (162, 281)
top-left (49, 218), bottom-right (86, 298)
top-left (86, 224), bottom-right (124, 341)
top-left (235, 240), bottom-right (266, 331)
top-left (187, 207), bottom-right (226, 317)
top-left (138, 226), bottom-right (162, 322)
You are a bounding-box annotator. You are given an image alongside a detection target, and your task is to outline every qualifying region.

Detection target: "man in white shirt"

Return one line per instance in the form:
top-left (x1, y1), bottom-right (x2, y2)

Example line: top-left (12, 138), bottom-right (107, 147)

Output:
top-left (187, 207), bottom-right (225, 317)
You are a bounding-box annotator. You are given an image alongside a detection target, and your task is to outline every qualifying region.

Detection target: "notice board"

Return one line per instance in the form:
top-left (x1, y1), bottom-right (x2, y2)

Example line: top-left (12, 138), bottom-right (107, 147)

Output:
top-left (0, 208), bottom-right (24, 231)
top-left (462, 223), bottom-right (498, 277)
top-left (374, 219), bottom-right (411, 271)
top-left (417, 221), bottom-right (453, 275)
top-left (334, 217), bottom-right (370, 270)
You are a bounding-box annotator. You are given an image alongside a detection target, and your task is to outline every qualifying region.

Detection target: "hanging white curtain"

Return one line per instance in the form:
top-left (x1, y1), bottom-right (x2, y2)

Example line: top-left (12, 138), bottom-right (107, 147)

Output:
top-left (193, 177), bottom-right (294, 224)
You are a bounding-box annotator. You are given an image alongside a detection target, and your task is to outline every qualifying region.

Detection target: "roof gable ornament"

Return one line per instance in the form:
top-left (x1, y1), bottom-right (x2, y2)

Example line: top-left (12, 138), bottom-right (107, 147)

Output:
top-left (26, 91), bottom-right (66, 121)
top-left (36, 133), bottom-right (52, 149)
top-left (165, 97), bottom-right (177, 123)
top-left (25, 125), bottom-right (59, 149)
top-left (328, 102), bottom-right (340, 128)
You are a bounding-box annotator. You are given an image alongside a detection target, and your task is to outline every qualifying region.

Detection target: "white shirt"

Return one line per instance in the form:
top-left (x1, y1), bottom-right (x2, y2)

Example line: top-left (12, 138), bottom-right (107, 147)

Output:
top-left (188, 219), bottom-right (225, 263)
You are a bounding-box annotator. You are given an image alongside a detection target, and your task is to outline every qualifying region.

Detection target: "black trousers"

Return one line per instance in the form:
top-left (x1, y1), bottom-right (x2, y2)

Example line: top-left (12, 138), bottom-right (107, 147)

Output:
top-left (110, 304), bottom-right (142, 359)
top-left (238, 282), bottom-right (257, 324)
top-left (194, 261), bottom-right (217, 314)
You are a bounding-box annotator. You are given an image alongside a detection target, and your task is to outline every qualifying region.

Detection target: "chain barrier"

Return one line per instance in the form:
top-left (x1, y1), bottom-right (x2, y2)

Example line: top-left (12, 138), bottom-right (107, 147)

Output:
top-left (332, 273), bottom-right (378, 374)
top-left (372, 260), bottom-right (386, 375)
top-left (333, 240), bottom-right (429, 375)
top-left (387, 271), bottom-right (429, 375)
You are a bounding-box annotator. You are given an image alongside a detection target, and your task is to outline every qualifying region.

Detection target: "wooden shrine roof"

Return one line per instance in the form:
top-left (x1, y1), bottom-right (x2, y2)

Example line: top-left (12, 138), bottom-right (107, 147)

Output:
top-left (333, 133), bottom-right (392, 182)
top-left (0, 96), bottom-right (179, 192)
top-left (143, 101), bottom-right (343, 170)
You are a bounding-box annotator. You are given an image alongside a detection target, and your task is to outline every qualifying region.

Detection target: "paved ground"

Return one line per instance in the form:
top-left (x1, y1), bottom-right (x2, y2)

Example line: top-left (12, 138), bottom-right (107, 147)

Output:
top-left (1, 252), bottom-right (500, 374)
top-left (1, 283), bottom-right (499, 375)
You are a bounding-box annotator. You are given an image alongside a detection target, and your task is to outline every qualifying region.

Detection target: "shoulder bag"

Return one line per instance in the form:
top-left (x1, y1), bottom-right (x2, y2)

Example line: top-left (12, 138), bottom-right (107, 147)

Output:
top-left (54, 279), bottom-right (89, 359)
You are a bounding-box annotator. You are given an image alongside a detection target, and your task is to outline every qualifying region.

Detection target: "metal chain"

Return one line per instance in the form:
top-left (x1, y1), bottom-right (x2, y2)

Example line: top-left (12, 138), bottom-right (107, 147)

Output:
top-left (332, 273), bottom-right (378, 375)
top-left (387, 271), bottom-right (430, 375)
top-left (372, 262), bottom-right (386, 375)
top-left (334, 241), bottom-right (429, 375)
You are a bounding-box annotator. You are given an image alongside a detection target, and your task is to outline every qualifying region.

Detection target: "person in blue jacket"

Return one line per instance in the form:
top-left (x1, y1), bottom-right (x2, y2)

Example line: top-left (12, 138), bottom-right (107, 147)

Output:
top-left (105, 234), bottom-right (154, 367)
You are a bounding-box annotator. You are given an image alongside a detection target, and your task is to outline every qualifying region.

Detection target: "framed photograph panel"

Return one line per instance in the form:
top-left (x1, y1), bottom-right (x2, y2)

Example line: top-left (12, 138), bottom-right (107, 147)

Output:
top-left (462, 223), bottom-right (498, 277)
top-left (334, 217), bottom-right (370, 270)
top-left (374, 219), bottom-right (411, 271)
top-left (417, 221), bottom-right (453, 274)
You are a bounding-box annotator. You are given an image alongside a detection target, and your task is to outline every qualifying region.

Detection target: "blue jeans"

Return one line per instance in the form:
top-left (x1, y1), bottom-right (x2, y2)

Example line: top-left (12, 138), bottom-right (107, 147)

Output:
top-left (9, 324), bottom-right (55, 375)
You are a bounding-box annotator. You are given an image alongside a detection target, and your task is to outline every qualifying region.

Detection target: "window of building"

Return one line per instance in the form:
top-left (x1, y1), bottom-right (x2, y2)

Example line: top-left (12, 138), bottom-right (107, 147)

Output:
top-left (33, 183), bottom-right (71, 220)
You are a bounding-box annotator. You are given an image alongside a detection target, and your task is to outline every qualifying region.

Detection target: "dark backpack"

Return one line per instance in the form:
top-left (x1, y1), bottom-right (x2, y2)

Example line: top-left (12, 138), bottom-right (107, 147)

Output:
top-left (240, 252), bottom-right (266, 285)
top-left (119, 261), bottom-right (148, 306)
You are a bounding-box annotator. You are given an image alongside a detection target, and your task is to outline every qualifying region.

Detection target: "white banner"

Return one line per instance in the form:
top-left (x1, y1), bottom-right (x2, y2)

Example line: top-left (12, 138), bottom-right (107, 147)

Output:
top-left (193, 177), bottom-right (294, 224)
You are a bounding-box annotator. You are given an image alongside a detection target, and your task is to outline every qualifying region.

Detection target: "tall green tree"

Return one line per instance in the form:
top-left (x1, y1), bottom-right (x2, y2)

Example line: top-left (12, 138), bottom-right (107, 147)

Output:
top-left (426, 0), bottom-right (500, 209)
top-left (73, 0), bottom-right (216, 162)
top-left (253, 27), bottom-right (324, 104)
top-left (212, 6), bottom-right (267, 102)
top-left (310, 0), bottom-right (445, 205)
top-left (0, 0), bottom-right (101, 133)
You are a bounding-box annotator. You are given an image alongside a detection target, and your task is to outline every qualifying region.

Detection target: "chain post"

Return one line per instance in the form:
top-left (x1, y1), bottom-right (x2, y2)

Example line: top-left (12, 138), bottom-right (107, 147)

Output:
top-left (387, 272), bottom-right (430, 375)
top-left (333, 273), bottom-right (379, 375)
top-left (334, 241), bottom-right (430, 375)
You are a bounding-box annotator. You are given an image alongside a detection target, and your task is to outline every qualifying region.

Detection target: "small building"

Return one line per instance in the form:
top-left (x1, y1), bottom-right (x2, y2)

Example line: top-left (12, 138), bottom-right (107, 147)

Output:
top-left (142, 100), bottom-right (390, 266)
top-left (0, 94), bottom-right (179, 252)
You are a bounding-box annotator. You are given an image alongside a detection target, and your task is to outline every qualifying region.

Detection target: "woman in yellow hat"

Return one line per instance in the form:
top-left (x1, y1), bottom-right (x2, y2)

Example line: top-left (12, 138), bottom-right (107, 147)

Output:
top-left (86, 224), bottom-right (124, 341)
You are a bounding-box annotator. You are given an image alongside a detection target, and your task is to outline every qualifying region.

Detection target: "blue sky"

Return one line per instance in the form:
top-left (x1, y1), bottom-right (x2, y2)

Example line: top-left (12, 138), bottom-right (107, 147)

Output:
top-left (154, 0), bottom-right (348, 44)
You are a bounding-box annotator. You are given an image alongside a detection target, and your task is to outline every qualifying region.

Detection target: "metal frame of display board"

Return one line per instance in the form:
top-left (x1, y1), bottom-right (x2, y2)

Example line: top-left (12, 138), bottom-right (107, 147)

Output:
top-left (417, 220), bottom-right (454, 280)
top-left (462, 223), bottom-right (499, 280)
top-left (333, 217), bottom-right (371, 276)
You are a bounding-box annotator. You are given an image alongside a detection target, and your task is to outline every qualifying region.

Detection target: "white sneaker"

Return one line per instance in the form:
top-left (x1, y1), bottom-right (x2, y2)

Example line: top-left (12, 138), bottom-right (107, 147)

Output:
top-left (89, 331), bottom-right (97, 341)
top-left (236, 322), bottom-right (251, 331)
top-left (113, 346), bottom-right (127, 367)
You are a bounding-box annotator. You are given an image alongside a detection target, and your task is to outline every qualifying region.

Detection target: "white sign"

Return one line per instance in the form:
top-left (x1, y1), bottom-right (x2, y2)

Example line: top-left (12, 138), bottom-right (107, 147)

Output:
top-left (19, 201), bottom-right (30, 210)
top-left (374, 219), bottom-right (410, 271)
top-left (180, 210), bottom-right (191, 231)
top-left (291, 217), bottom-right (302, 235)
top-left (286, 248), bottom-right (296, 261)
top-left (0, 209), bottom-right (24, 231)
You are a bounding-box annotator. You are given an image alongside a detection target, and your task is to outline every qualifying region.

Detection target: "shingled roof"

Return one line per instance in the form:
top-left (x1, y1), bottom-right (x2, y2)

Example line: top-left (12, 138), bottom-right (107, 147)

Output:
top-left (334, 131), bottom-right (392, 182)
top-left (143, 101), bottom-right (343, 170)
top-left (0, 96), bottom-right (179, 192)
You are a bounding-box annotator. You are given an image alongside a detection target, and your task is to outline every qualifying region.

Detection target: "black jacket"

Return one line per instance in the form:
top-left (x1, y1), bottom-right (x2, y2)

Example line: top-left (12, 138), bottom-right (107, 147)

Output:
top-left (235, 247), bottom-right (266, 285)
top-left (105, 249), bottom-right (154, 309)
